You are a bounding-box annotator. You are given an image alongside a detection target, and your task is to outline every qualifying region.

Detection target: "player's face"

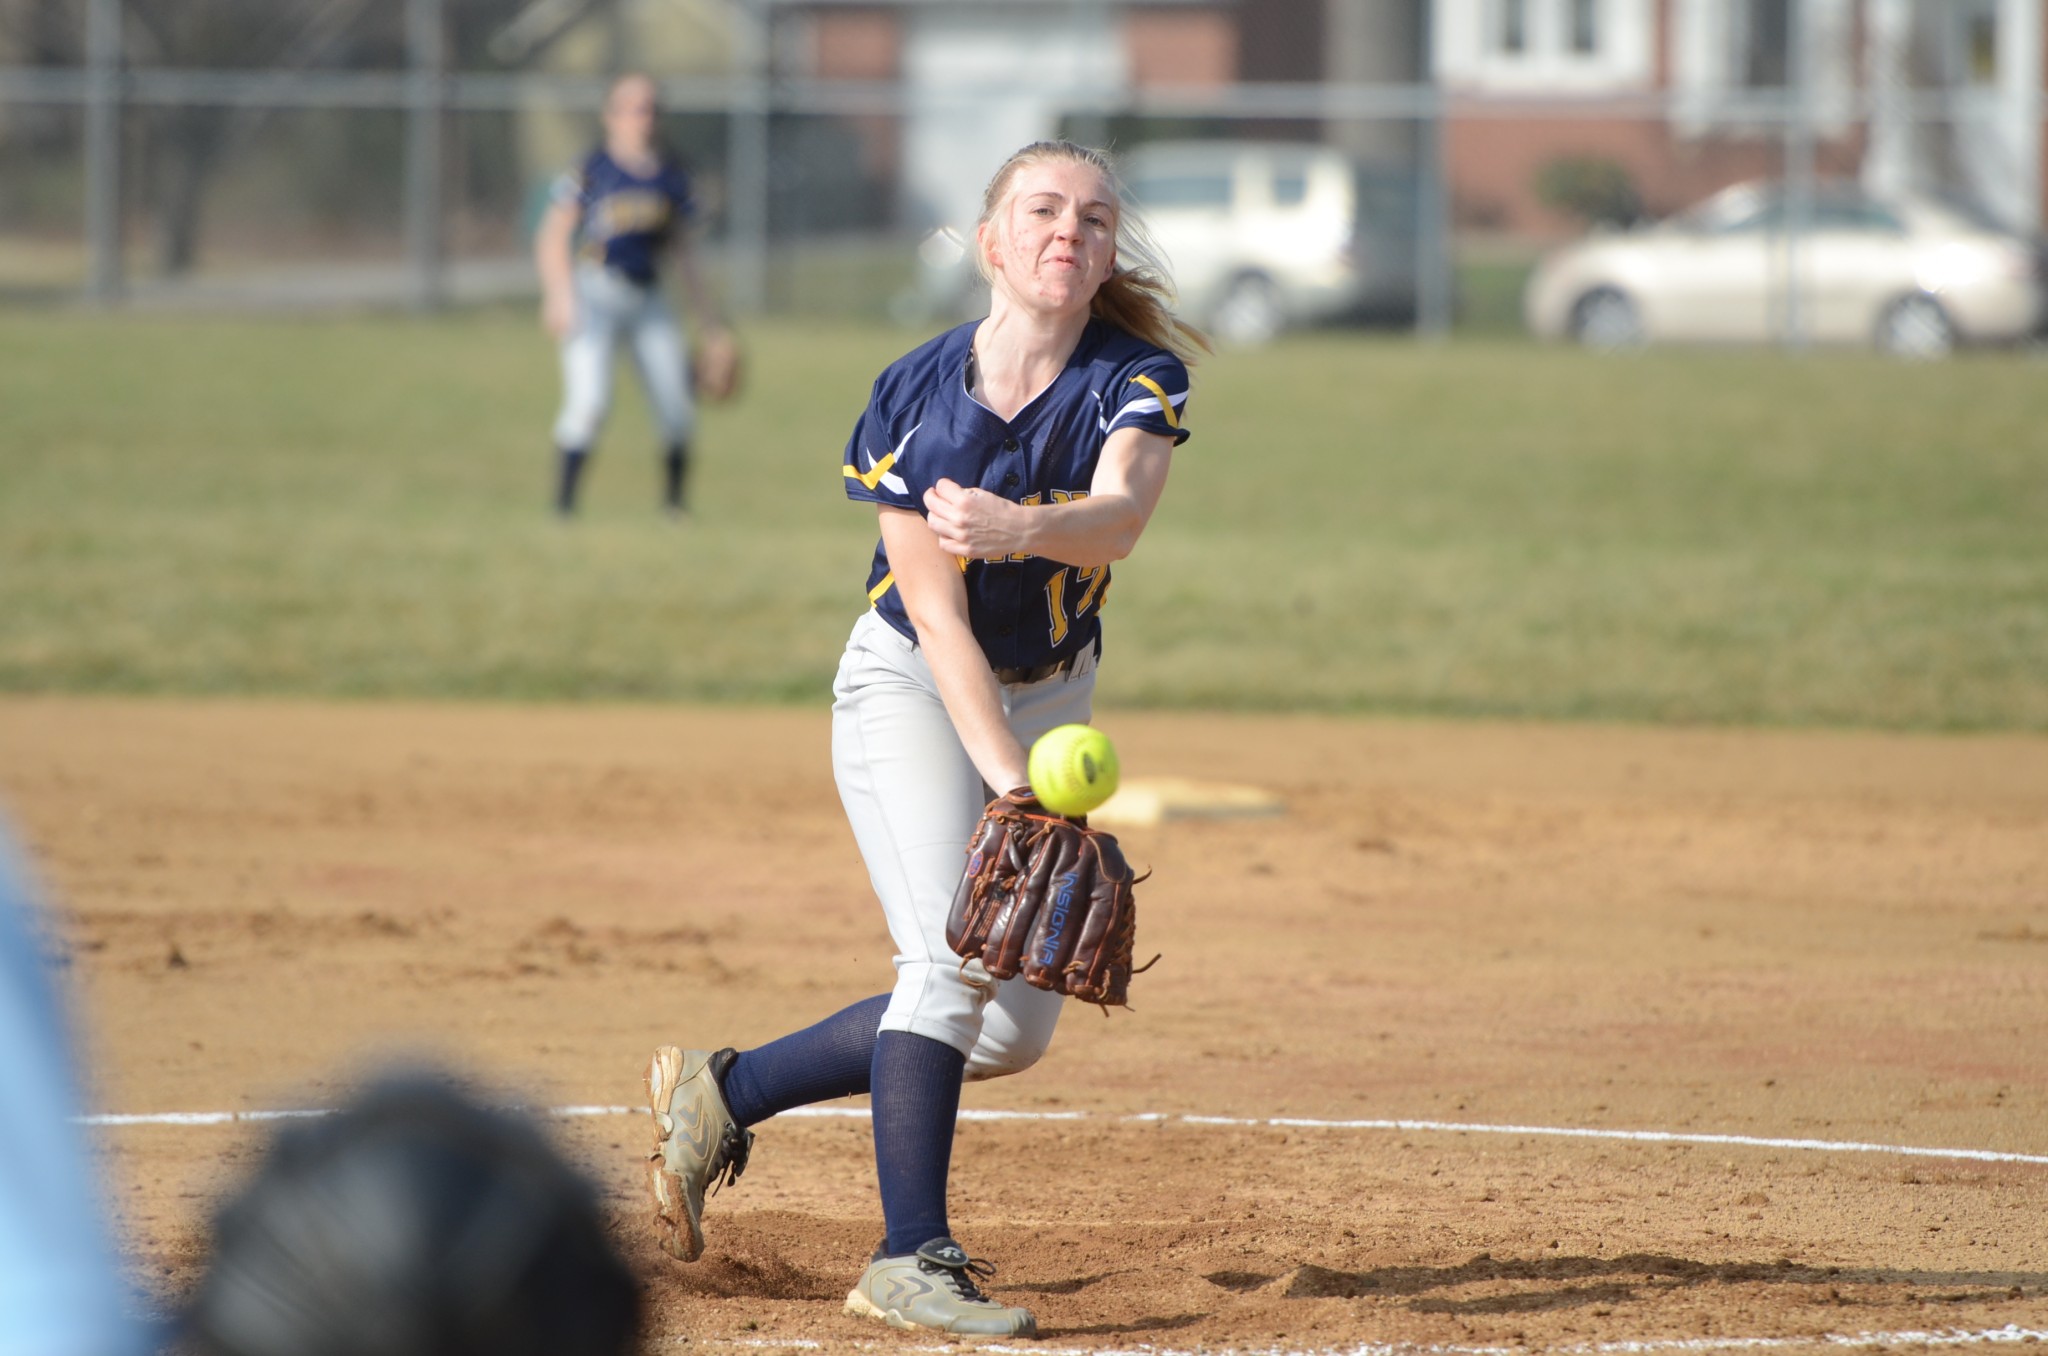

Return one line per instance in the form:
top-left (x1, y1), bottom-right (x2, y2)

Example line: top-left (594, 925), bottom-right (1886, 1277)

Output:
top-left (982, 161), bottom-right (1118, 315)
top-left (604, 79), bottom-right (659, 156)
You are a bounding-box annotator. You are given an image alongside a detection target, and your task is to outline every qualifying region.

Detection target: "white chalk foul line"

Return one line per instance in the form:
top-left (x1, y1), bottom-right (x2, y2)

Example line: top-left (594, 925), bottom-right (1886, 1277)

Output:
top-left (700, 1327), bottom-right (2048, 1356)
top-left (79, 1103), bottom-right (2048, 1167)
top-left (86, 1109), bottom-right (329, 1127)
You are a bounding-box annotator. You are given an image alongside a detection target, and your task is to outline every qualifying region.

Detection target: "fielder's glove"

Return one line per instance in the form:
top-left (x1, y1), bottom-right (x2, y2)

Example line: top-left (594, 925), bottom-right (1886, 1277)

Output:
top-left (692, 326), bottom-right (742, 403)
top-left (946, 790), bottom-right (1154, 1008)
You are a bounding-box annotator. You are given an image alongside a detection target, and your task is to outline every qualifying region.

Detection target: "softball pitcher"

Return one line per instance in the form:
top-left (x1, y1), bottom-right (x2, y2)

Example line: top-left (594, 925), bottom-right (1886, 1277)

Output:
top-left (644, 140), bottom-right (1201, 1336)
top-left (533, 73), bottom-right (725, 516)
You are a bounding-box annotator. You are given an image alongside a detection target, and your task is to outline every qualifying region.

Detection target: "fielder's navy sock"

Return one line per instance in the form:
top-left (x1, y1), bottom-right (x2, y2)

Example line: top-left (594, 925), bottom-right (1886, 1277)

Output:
top-left (720, 994), bottom-right (889, 1128)
top-left (555, 447), bottom-right (589, 514)
top-left (872, 1029), bottom-right (966, 1257)
top-left (662, 442), bottom-right (690, 511)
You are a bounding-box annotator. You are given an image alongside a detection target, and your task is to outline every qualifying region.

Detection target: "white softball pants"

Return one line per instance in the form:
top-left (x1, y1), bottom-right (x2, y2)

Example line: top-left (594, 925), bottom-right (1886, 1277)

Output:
top-left (551, 262), bottom-right (695, 451)
top-left (831, 608), bottom-right (1096, 1081)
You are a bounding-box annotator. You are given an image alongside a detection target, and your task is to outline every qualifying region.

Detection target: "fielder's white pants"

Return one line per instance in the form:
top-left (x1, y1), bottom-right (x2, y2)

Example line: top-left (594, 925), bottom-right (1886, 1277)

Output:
top-left (831, 608), bottom-right (1096, 1081)
top-left (552, 262), bottom-right (695, 451)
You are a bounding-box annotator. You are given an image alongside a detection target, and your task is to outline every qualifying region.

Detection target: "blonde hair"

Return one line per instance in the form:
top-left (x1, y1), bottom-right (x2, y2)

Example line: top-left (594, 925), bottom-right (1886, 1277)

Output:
top-left (976, 140), bottom-right (1210, 363)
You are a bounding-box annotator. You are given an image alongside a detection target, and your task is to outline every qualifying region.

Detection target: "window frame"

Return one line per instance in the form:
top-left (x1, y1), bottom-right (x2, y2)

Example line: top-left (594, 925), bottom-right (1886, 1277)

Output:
top-left (1496, 0), bottom-right (1531, 55)
top-left (1730, 0), bottom-right (1791, 90)
top-left (1568, 0), bottom-right (1600, 54)
top-left (1439, 0), bottom-right (1652, 93)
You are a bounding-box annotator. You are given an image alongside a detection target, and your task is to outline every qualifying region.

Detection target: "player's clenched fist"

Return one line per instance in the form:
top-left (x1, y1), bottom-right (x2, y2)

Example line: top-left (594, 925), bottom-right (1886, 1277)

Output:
top-left (924, 477), bottom-right (1027, 559)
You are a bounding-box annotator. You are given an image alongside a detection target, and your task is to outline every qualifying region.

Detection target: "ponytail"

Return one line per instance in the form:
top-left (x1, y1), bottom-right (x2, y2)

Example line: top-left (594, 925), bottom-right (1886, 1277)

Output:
top-left (977, 140), bottom-right (1211, 363)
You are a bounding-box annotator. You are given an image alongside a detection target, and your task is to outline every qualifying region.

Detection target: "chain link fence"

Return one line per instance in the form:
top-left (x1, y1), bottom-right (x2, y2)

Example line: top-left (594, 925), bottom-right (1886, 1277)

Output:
top-left (0, 0), bottom-right (2040, 346)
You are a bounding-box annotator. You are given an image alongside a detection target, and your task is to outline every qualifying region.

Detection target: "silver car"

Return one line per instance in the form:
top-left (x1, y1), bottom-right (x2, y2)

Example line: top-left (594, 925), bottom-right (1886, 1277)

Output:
top-left (1525, 180), bottom-right (2044, 358)
top-left (1122, 141), bottom-right (1418, 345)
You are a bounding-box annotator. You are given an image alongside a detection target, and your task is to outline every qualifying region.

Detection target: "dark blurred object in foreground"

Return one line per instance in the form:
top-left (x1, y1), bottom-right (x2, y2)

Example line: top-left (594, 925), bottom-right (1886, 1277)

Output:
top-left (184, 1075), bottom-right (640, 1356)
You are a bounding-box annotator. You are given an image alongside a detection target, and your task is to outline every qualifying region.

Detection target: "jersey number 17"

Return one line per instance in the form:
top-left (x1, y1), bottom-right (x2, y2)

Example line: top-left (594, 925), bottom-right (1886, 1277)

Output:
top-left (1045, 565), bottom-right (1108, 647)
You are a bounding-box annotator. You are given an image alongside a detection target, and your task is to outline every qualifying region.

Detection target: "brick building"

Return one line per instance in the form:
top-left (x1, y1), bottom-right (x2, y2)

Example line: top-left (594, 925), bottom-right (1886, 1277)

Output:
top-left (520, 0), bottom-right (2042, 240)
top-left (1433, 0), bottom-right (2045, 236)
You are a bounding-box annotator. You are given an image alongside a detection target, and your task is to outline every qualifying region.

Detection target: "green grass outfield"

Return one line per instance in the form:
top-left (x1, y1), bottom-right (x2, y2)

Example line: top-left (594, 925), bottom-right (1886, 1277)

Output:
top-left (2, 309), bottom-right (2043, 730)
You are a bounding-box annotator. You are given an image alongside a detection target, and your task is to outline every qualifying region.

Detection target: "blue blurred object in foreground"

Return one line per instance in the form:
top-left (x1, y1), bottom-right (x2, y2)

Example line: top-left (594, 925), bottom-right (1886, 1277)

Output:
top-left (0, 826), bottom-right (145, 1356)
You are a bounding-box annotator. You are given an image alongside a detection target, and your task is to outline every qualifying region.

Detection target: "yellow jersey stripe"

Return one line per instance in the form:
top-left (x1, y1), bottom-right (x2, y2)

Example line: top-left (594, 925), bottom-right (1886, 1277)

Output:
top-left (843, 452), bottom-right (897, 492)
top-left (1127, 374), bottom-right (1180, 430)
top-left (867, 572), bottom-right (896, 604)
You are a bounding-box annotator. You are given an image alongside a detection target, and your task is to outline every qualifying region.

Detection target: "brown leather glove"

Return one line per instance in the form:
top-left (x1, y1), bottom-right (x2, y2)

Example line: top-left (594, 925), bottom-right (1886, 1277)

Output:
top-left (945, 790), bottom-right (1152, 1008)
top-left (692, 327), bottom-right (742, 403)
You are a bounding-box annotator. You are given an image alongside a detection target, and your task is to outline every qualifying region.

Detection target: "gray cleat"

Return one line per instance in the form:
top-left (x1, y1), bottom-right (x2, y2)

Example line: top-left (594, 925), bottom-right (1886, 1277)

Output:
top-left (844, 1237), bottom-right (1038, 1337)
top-left (646, 1045), bottom-right (752, 1262)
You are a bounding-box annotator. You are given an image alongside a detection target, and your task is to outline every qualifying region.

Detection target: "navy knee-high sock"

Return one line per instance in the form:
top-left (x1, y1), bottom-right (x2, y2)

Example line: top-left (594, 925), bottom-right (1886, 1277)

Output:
top-left (662, 442), bottom-right (690, 511)
top-left (719, 994), bottom-right (888, 1128)
top-left (555, 446), bottom-right (589, 514)
top-left (872, 1030), bottom-right (966, 1257)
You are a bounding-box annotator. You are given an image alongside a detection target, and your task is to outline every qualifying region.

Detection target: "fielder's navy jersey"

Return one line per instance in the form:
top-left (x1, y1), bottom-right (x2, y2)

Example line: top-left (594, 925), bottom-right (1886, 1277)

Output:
top-left (553, 147), bottom-right (694, 286)
top-left (842, 319), bottom-right (1192, 672)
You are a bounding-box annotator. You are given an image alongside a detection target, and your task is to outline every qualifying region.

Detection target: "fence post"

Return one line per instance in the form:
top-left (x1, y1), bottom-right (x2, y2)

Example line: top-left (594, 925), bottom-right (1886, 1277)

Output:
top-left (1779, 0), bottom-right (1814, 350)
top-left (405, 0), bottom-right (446, 311)
top-left (1414, 0), bottom-right (1453, 339)
top-left (83, 0), bottom-right (122, 303)
top-left (725, 0), bottom-right (770, 315)
top-left (2001, 0), bottom-right (2042, 235)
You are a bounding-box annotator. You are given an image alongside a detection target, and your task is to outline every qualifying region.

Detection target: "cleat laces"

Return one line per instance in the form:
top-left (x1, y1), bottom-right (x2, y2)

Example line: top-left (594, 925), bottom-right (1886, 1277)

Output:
top-left (709, 1122), bottom-right (754, 1194)
top-left (920, 1253), bottom-right (999, 1303)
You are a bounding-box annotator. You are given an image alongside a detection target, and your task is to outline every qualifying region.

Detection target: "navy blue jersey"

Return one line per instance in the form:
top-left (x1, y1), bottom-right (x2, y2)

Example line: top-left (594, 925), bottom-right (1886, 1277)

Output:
top-left (842, 319), bottom-right (1192, 672)
top-left (553, 147), bottom-right (694, 286)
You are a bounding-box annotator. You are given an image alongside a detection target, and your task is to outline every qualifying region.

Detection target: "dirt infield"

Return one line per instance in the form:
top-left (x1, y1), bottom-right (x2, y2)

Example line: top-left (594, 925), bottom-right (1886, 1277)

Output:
top-left (1, 698), bottom-right (2043, 1352)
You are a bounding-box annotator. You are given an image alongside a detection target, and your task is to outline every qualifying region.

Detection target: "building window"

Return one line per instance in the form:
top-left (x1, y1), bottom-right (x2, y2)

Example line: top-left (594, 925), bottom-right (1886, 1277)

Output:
top-left (1735, 0), bottom-right (1790, 88)
top-left (1966, 11), bottom-right (1999, 85)
top-left (1497, 0), bottom-right (1529, 55)
top-left (1442, 0), bottom-right (1649, 90)
top-left (1570, 0), bottom-right (1600, 54)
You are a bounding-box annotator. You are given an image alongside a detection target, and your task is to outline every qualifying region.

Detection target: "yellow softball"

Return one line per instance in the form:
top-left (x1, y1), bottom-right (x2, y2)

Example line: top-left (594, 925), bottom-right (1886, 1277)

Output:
top-left (1027, 724), bottom-right (1120, 817)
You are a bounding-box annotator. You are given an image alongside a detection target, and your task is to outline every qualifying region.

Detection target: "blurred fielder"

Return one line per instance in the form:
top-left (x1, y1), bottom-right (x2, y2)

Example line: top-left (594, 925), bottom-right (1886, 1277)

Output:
top-left (533, 73), bottom-right (733, 517)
